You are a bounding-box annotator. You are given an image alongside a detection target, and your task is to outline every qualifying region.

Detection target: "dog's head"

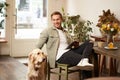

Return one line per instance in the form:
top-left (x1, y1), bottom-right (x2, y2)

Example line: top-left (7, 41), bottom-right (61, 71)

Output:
top-left (28, 49), bottom-right (47, 71)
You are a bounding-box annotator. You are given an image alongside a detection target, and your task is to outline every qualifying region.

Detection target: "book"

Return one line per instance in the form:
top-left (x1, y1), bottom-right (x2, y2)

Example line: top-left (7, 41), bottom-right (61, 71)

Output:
top-left (66, 41), bottom-right (79, 49)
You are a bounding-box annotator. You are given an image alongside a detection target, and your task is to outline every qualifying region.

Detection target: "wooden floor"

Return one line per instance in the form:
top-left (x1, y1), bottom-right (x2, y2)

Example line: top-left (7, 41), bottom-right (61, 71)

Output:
top-left (0, 56), bottom-right (120, 80)
top-left (0, 56), bottom-right (27, 80)
top-left (0, 56), bottom-right (81, 80)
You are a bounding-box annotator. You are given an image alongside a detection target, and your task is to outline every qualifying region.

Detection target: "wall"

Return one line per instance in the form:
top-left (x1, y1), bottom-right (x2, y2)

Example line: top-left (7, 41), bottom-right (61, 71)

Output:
top-left (66, 0), bottom-right (120, 37)
top-left (48, 0), bottom-right (67, 27)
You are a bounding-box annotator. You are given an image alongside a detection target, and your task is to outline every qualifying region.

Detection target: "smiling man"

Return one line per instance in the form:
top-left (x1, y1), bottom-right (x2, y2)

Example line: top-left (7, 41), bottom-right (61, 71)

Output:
top-left (37, 11), bottom-right (93, 67)
top-left (37, 11), bottom-right (94, 79)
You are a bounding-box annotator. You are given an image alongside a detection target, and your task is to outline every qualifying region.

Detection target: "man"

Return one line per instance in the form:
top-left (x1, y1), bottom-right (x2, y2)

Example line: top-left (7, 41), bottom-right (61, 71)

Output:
top-left (37, 11), bottom-right (93, 68)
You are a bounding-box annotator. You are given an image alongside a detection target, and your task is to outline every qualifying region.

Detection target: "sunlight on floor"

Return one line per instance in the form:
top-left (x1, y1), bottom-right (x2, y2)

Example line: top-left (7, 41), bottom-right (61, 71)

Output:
top-left (15, 57), bottom-right (28, 64)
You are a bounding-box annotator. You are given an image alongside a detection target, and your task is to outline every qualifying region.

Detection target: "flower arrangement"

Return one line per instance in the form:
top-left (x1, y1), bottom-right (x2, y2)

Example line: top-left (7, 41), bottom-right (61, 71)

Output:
top-left (97, 9), bottom-right (120, 44)
top-left (97, 9), bottom-right (120, 36)
top-left (101, 22), bottom-right (120, 35)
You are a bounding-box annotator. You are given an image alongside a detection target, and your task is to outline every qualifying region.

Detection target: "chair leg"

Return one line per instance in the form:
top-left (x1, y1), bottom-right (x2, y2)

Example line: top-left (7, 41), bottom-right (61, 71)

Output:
top-left (47, 63), bottom-right (50, 80)
top-left (64, 66), bottom-right (68, 80)
top-left (57, 63), bottom-right (69, 80)
top-left (79, 70), bottom-right (82, 80)
top-left (58, 67), bottom-right (62, 80)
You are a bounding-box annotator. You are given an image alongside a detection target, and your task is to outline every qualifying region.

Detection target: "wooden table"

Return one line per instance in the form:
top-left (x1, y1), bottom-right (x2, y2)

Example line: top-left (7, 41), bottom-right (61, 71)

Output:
top-left (93, 42), bottom-right (120, 76)
top-left (94, 42), bottom-right (120, 59)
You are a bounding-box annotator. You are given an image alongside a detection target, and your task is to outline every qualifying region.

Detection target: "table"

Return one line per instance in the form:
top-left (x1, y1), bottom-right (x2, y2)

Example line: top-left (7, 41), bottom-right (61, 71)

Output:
top-left (94, 42), bottom-right (120, 59)
top-left (93, 42), bottom-right (120, 76)
top-left (0, 38), bottom-right (7, 43)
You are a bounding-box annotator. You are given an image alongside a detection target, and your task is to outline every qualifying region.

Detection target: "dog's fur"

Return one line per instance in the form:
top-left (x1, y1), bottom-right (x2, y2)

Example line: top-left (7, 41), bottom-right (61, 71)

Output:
top-left (27, 49), bottom-right (47, 80)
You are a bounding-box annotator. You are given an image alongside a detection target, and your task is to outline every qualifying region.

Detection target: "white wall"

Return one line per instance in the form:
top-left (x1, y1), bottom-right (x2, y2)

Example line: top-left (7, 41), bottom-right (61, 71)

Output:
top-left (66, 0), bottom-right (120, 37)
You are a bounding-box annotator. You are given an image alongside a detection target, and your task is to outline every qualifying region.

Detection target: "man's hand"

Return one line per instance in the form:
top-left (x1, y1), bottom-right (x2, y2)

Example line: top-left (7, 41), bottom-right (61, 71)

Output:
top-left (66, 41), bottom-right (79, 49)
top-left (72, 41), bottom-right (79, 48)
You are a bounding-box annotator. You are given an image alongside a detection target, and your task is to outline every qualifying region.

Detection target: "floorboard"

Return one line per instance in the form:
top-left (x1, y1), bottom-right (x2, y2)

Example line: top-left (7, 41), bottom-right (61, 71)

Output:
top-left (0, 56), bottom-right (27, 80)
top-left (0, 56), bottom-right (120, 80)
top-left (0, 56), bottom-right (81, 80)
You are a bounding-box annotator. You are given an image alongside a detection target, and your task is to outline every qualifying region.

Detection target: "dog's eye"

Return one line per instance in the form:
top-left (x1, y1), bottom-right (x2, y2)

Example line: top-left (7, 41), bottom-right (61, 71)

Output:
top-left (37, 52), bottom-right (40, 55)
top-left (42, 52), bottom-right (44, 54)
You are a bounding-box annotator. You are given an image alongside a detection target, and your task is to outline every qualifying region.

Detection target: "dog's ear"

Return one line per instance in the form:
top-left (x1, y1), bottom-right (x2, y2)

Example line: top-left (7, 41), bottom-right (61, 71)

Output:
top-left (42, 52), bottom-right (47, 57)
top-left (28, 53), bottom-right (32, 60)
top-left (28, 53), bottom-right (35, 62)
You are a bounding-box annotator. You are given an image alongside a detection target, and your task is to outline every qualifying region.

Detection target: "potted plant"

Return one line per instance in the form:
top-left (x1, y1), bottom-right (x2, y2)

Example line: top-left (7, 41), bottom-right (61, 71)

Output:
top-left (61, 8), bottom-right (93, 42)
top-left (0, 1), bottom-right (8, 29)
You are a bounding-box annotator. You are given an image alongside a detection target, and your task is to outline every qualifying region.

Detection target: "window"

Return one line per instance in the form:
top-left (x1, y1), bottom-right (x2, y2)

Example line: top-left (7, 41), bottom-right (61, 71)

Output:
top-left (15, 0), bottom-right (47, 39)
top-left (0, 0), bottom-right (7, 38)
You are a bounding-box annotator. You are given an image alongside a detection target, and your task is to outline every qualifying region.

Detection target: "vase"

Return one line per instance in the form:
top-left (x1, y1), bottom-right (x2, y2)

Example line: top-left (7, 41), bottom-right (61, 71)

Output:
top-left (107, 34), bottom-right (114, 44)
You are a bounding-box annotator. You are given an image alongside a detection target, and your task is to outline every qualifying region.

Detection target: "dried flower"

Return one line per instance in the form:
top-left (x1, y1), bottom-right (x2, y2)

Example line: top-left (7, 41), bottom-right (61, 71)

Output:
top-left (100, 22), bottom-right (120, 35)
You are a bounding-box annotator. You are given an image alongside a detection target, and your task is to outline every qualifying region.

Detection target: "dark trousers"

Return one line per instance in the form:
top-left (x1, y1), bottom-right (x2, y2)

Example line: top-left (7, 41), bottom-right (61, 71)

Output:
top-left (56, 40), bottom-right (93, 66)
top-left (56, 40), bottom-right (94, 79)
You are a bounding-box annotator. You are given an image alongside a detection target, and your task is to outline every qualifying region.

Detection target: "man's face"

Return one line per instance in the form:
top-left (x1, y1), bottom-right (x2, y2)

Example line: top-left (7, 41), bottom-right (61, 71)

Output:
top-left (51, 14), bottom-right (62, 29)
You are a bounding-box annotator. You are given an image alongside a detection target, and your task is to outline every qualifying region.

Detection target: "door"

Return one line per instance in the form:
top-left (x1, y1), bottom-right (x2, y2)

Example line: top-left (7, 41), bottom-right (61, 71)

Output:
top-left (11, 0), bottom-right (47, 57)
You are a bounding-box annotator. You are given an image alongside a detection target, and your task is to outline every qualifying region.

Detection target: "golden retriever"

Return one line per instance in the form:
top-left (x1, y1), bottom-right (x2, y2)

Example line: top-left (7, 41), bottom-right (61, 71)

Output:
top-left (27, 49), bottom-right (47, 80)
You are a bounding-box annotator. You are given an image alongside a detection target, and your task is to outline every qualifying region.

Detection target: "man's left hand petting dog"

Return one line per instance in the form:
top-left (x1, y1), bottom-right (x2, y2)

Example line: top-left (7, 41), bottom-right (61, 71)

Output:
top-left (27, 48), bottom-right (47, 80)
